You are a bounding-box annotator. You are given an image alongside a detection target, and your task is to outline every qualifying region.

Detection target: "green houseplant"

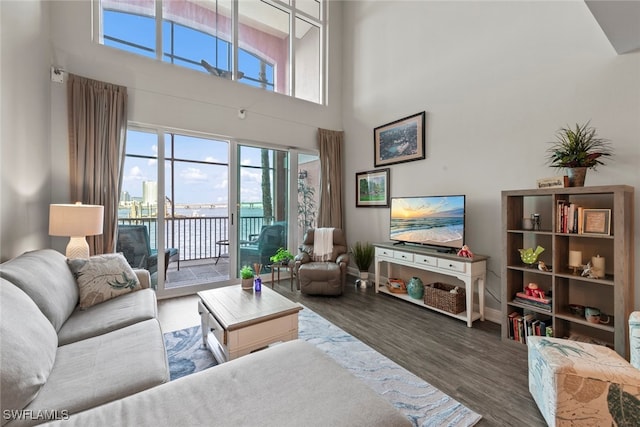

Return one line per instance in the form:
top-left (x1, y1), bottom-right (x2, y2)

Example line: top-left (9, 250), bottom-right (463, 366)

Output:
top-left (351, 241), bottom-right (374, 288)
top-left (269, 247), bottom-right (294, 266)
top-left (545, 121), bottom-right (613, 187)
top-left (240, 265), bottom-right (254, 290)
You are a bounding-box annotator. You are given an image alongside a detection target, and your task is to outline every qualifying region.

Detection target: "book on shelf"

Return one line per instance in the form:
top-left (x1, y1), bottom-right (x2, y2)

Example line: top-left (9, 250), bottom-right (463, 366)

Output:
top-left (515, 291), bottom-right (552, 305)
top-left (513, 297), bottom-right (552, 312)
top-left (513, 291), bottom-right (552, 311)
top-left (556, 200), bottom-right (586, 234)
top-left (507, 311), bottom-right (519, 340)
top-left (506, 311), bottom-right (551, 344)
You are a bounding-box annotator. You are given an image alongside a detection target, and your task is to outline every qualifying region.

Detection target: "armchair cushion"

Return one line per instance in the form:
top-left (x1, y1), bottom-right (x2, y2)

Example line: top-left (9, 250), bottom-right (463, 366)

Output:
top-left (68, 254), bottom-right (141, 309)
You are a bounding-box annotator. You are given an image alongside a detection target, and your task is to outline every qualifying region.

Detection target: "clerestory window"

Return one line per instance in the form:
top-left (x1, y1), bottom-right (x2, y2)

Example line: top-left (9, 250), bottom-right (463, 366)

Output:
top-left (97, 0), bottom-right (324, 104)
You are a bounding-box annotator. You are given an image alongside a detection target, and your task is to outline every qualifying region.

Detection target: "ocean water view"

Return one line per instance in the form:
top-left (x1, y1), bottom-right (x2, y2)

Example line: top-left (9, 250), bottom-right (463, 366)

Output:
top-left (390, 217), bottom-right (464, 246)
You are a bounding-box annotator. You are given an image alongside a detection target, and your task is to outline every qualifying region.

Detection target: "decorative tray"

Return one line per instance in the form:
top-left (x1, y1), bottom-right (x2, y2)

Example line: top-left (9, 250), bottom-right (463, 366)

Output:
top-left (386, 278), bottom-right (407, 294)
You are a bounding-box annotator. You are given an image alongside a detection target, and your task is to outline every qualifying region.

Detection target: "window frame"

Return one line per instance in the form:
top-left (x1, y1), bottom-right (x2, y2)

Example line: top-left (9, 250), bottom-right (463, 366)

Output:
top-left (93, 0), bottom-right (326, 104)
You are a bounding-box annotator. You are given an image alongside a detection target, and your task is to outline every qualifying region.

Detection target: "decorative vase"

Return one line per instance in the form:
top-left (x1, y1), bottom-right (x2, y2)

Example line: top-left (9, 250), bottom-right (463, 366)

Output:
top-left (567, 167), bottom-right (587, 187)
top-left (407, 277), bottom-right (424, 299)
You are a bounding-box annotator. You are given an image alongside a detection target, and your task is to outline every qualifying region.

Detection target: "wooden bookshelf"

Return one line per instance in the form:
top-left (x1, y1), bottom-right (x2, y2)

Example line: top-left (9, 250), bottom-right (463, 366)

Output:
top-left (501, 185), bottom-right (634, 358)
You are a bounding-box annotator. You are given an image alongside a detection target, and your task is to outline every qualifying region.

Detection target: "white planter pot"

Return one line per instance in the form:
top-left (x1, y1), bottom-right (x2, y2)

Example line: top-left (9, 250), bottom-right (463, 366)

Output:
top-left (357, 271), bottom-right (369, 288)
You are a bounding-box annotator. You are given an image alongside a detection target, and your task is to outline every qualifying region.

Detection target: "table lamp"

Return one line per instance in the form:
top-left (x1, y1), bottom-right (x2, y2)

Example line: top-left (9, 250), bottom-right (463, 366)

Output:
top-left (49, 202), bottom-right (104, 258)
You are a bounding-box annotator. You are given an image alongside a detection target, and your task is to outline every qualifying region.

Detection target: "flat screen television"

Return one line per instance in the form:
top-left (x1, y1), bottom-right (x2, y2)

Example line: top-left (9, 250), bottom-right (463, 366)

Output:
top-left (390, 195), bottom-right (465, 252)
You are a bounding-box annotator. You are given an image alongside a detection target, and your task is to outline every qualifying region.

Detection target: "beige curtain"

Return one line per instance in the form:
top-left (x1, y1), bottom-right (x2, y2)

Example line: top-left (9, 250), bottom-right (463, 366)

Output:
top-left (317, 128), bottom-right (344, 229)
top-left (67, 74), bottom-right (128, 255)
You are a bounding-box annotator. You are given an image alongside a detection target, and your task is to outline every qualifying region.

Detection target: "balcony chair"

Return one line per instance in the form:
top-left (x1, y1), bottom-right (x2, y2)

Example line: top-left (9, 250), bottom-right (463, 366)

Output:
top-left (116, 225), bottom-right (179, 286)
top-left (239, 223), bottom-right (286, 272)
top-left (294, 228), bottom-right (349, 296)
top-left (527, 311), bottom-right (640, 427)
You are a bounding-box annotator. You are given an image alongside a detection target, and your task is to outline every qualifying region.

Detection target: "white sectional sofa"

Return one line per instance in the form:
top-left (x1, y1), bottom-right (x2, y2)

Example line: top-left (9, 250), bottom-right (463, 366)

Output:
top-left (1, 249), bottom-right (411, 427)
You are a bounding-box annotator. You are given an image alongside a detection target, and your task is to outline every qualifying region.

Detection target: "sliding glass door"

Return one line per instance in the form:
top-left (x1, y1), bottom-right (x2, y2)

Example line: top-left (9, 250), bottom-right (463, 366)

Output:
top-left (163, 133), bottom-right (231, 291)
top-left (119, 128), bottom-right (237, 297)
top-left (236, 145), bottom-right (289, 276)
top-left (119, 128), bottom-right (313, 295)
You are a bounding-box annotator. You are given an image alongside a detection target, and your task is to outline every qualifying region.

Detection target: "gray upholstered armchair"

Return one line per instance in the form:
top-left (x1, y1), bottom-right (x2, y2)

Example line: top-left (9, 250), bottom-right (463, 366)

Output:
top-left (294, 228), bottom-right (349, 295)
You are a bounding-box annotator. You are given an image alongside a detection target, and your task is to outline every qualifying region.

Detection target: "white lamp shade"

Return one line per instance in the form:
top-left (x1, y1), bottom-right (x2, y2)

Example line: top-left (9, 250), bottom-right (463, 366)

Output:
top-left (49, 203), bottom-right (104, 237)
top-left (49, 203), bottom-right (104, 259)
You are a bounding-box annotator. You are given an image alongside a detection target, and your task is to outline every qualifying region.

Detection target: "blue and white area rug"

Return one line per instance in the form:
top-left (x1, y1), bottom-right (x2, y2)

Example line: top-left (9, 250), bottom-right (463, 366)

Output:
top-left (164, 306), bottom-right (482, 426)
top-left (164, 326), bottom-right (217, 381)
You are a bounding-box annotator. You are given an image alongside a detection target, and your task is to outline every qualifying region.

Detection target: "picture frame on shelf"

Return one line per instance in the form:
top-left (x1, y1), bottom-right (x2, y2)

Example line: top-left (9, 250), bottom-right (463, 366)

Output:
top-left (355, 168), bottom-right (390, 208)
top-left (582, 208), bottom-right (611, 236)
top-left (374, 111), bottom-right (425, 167)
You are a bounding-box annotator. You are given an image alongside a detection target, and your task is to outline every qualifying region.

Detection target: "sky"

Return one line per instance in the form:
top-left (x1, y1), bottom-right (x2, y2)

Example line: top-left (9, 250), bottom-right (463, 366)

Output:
top-left (122, 130), bottom-right (280, 206)
top-left (391, 196), bottom-right (465, 219)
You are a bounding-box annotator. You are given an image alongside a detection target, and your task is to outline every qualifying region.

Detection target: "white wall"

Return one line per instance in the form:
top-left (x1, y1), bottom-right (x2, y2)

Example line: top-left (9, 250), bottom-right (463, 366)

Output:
top-left (0, 1), bottom-right (52, 261)
top-left (341, 1), bottom-right (640, 311)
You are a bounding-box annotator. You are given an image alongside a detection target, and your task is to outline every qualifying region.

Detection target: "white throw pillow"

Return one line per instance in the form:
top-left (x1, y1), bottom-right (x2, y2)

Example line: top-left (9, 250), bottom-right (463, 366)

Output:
top-left (68, 253), bottom-right (141, 309)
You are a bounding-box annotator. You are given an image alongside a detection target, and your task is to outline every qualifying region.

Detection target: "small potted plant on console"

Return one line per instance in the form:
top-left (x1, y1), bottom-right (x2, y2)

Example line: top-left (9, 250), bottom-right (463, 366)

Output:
top-left (240, 265), bottom-right (254, 290)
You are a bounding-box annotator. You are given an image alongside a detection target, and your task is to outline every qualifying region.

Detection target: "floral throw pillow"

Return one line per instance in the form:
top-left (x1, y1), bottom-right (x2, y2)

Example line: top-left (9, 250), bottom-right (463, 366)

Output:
top-left (68, 253), bottom-right (141, 309)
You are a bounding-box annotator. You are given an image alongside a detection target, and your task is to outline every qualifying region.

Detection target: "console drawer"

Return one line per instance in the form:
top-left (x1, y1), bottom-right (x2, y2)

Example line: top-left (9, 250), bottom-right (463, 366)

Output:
top-left (199, 300), bottom-right (227, 346)
top-left (437, 258), bottom-right (466, 273)
top-left (376, 247), bottom-right (394, 258)
top-left (207, 312), bottom-right (227, 346)
top-left (393, 251), bottom-right (414, 262)
top-left (415, 254), bottom-right (438, 267)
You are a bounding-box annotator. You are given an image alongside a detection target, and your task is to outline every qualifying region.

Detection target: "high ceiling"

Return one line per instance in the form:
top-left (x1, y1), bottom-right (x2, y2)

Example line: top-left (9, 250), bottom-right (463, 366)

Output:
top-left (586, 0), bottom-right (640, 54)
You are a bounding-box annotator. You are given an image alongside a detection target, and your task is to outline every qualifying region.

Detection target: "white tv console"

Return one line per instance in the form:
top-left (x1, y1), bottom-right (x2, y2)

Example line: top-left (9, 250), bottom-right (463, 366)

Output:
top-left (373, 243), bottom-right (488, 327)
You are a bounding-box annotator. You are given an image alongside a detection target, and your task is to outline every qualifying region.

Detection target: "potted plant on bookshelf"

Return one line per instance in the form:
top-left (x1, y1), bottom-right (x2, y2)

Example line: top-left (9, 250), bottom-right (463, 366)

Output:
top-left (351, 241), bottom-right (374, 288)
top-left (545, 121), bottom-right (613, 187)
top-left (240, 265), bottom-right (254, 290)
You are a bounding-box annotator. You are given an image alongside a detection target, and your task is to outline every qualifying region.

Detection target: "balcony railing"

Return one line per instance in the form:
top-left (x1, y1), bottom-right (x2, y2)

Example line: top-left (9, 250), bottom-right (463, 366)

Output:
top-left (117, 216), bottom-right (270, 262)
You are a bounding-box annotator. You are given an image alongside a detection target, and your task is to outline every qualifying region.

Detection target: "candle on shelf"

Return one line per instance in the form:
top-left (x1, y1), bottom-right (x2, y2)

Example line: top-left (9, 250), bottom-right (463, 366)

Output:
top-left (591, 255), bottom-right (605, 279)
top-left (568, 251), bottom-right (582, 267)
top-left (569, 250), bottom-right (582, 275)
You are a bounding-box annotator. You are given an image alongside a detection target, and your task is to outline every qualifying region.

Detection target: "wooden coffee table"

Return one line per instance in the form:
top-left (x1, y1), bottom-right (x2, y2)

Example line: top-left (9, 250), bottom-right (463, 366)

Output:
top-left (197, 284), bottom-right (303, 363)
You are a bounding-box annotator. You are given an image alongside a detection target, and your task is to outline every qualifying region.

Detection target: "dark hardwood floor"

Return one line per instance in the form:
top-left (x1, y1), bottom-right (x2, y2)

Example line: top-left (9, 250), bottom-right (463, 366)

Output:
top-left (160, 277), bottom-right (546, 426)
top-left (273, 278), bottom-right (545, 427)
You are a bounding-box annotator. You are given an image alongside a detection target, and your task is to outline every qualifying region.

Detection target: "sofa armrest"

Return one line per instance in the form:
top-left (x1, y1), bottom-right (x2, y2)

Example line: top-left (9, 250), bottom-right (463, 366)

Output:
top-left (134, 269), bottom-right (151, 289)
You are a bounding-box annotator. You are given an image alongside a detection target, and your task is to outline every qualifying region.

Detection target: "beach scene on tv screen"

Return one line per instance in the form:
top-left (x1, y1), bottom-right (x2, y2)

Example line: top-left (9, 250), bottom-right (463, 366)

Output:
top-left (390, 196), bottom-right (464, 248)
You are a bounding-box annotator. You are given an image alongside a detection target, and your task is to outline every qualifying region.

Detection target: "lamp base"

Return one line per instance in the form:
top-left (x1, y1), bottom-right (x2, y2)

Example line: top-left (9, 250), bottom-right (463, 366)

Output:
top-left (66, 236), bottom-right (90, 259)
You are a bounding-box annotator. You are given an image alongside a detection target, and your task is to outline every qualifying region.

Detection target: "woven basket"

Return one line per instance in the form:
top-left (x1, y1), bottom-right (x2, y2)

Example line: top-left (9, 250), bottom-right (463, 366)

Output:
top-left (424, 282), bottom-right (466, 314)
